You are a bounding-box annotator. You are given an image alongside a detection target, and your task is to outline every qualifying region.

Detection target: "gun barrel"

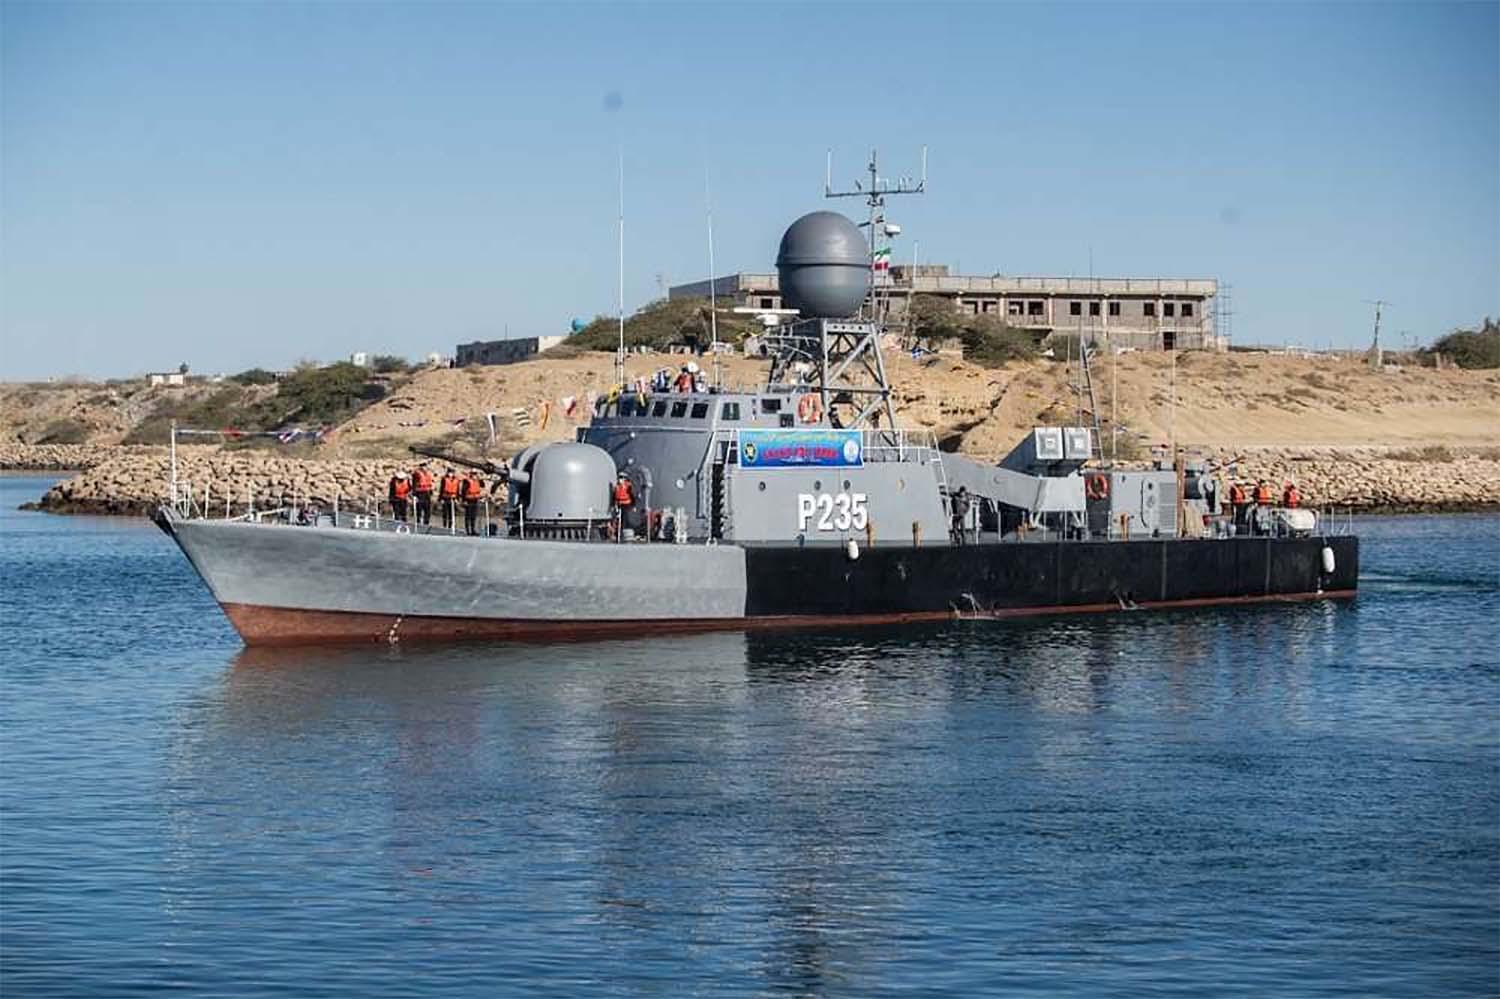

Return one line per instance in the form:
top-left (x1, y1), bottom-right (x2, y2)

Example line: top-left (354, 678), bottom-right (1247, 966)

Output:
top-left (407, 446), bottom-right (508, 477)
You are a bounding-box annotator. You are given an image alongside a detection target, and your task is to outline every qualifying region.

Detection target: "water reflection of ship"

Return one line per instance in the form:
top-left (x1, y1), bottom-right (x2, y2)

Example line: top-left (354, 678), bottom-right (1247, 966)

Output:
top-left (163, 613), bottom-right (1344, 986)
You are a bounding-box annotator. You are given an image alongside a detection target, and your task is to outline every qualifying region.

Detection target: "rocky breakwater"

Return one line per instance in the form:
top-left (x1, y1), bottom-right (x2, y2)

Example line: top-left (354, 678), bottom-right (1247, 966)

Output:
top-left (25, 447), bottom-right (433, 517)
top-left (0, 442), bottom-right (162, 472)
top-left (1221, 446), bottom-right (1500, 513)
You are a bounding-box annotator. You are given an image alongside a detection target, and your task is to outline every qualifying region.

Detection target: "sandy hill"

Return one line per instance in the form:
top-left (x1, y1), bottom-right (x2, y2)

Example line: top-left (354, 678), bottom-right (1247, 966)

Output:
top-left (325, 349), bottom-right (1499, 461)
top-left (3, 350), bottom-right (1495, 462)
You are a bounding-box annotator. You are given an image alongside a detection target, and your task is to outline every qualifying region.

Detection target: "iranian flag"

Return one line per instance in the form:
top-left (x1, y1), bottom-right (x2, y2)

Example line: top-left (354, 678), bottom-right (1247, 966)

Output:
top-left (873, 246), bottom-right (891, 271)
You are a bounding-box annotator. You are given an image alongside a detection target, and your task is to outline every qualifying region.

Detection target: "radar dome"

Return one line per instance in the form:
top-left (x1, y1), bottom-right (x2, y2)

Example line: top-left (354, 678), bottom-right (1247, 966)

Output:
top-left (776, 211), bottom-right (870, 319)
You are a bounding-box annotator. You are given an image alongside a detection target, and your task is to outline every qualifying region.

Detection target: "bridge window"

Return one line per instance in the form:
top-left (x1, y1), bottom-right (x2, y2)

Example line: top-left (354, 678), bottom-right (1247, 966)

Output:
top-left (652, 400), bottom-right (668, 417)
top-left (618, 397), bottom-right (638, 416)
top-left (690, 402), bottom-right (708, 419)
top-left (670, 401), bottom-right (688, 418)
top-left (760, 398), bottom-right (782, 414)
top-left (720, 402), bottom-right (741, 421)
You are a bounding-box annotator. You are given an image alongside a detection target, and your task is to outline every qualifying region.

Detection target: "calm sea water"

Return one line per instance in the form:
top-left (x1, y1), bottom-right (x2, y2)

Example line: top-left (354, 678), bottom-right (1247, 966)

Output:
top-left (2, 474), bottom-right (1497, 998)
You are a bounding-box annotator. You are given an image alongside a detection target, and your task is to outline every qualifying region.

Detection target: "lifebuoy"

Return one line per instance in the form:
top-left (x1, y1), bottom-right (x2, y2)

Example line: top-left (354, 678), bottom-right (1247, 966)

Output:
top-left (796, 393), bottom-right (824, 424)
top-left (394, 523), bottom-right (410, 534)
top-left (1085, 473), bottom-right (1110, 501)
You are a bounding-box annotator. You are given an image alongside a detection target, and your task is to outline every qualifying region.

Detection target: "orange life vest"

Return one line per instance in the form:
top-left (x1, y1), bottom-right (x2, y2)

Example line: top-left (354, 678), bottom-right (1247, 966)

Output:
top-left (1228, 484), bottom-right (1247, 506)
top-left (462, 477), bottom-right (483, 501)
top-left (439, 475), bottom-right (460, 499)
top-left (412, 469), bottom-right (434, 493)
top-left (613, 480), bottom-right (635, 507)
top-left (1283, 486), bottom-right (1300, 508)
top-left (390, 478), bottom-right (410, 499)
top-left (1254, 484), bottom-right (1273, 506)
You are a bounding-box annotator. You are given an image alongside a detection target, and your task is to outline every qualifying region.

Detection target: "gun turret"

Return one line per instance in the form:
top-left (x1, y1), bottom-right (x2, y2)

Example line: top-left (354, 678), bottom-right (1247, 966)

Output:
top-left (408, 446), bottom-right (510, 479)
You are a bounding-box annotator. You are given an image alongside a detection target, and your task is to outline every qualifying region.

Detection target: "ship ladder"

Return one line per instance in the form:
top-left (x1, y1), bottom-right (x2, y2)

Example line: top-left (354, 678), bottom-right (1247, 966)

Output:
top-left (710, 439), bottom-right (730, 540)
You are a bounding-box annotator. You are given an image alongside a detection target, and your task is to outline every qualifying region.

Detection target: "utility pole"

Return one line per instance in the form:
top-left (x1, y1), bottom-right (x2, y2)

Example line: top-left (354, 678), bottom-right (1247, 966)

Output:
top-left (1364, 299), bottom-right (1390, 370)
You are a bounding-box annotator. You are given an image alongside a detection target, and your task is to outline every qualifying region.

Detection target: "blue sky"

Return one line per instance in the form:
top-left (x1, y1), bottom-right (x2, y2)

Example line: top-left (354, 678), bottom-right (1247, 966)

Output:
top-left (2, 1), bottom-right (1496, 379)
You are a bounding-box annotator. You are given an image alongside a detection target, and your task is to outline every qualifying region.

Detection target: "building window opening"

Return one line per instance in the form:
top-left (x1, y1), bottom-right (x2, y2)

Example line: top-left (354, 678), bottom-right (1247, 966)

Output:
top-left (1181, 302), bottom-right (1194, 318)
top-left (1069, 301), bottom-right (1082, 316)
top-left (965, 301), bottom-right (979, 315)
top-left (982, 301), bottom-right (996, 314)
top-left (1163, 303), bottom-right (1176, 318)
top-left (1007, 301), bottom-right (1024, 316)
top-left (1027, 300), bottom-right (1044, 316)
top-left (1108, 301), bottom-right (1120, 317)
top-left (1144, 302), bottom-right (1157, 317)
top-left (1089, 301), bottom-right (1101, 317)
top-left (759, 297), bottom-right (775, 310)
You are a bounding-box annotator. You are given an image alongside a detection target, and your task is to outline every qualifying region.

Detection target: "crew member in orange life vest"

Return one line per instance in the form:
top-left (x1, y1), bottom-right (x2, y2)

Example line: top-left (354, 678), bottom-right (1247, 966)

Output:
top-left (613, 472), bottom-right (638, 533)
top-left (1282, 481), bottom-right (1301, 508)
top-left (438, 467), bottom-right (461, 530)
top-left (388, 472), bottom-right (411, 522)
top-left (461, 472), bottom-right (485, 536)
top-left (411, 465), bottom-right (434, 526)
top-left (1228, 481), bottom-right (1250, 528)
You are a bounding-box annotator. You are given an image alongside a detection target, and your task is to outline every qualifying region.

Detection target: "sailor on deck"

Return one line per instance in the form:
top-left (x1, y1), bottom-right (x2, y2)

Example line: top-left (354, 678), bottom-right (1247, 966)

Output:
top-left (950, 486), bottom-right (972, 545)
top-left (412, 465), bottom-right (434, 526)
top-left (388, 472), bottom-right (411, 522)
top-left (438, 468), bottom-right (461, 530)
top-left (461, 473), bottom-right (485, 536)
top-left (613, 472), bottom-right (638, 537)
top-left (1228, 481), bottom-right (1250, 529)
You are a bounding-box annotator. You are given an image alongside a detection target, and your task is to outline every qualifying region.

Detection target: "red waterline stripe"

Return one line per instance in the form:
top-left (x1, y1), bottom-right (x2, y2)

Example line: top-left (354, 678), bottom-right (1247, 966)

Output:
top-left (222, 590), bottom-right (1358, 647)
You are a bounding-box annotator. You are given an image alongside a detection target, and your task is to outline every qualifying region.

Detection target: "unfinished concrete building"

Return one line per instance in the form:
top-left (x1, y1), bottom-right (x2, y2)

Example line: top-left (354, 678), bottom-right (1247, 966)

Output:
top-left (670, 265), bottom-right (1224, 351)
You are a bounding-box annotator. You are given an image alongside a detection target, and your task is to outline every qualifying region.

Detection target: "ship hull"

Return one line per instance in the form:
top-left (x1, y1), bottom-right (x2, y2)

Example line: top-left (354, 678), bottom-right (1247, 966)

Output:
top-left (162, 517), bottom-right (1359, 646)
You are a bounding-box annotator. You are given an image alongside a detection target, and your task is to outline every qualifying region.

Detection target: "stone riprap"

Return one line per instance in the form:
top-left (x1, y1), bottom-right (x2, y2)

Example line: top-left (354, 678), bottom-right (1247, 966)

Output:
top-left (1211, 447), bottom-right (1500, 513)
top-left (0, 443), bottom-right (161, 471)
top-left (20, 446), bottom-right (461, 518)
top-left (12, 442), bottom-right (1500, 518)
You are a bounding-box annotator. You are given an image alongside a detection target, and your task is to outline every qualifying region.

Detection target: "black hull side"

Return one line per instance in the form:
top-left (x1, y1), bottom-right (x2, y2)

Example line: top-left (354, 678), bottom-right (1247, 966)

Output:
top-left (743, 535), bottom-right (1359, 617)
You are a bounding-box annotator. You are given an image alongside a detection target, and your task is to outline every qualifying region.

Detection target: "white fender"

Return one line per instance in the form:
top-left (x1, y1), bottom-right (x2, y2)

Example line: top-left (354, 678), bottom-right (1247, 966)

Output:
top-left (1321, 545), bottom-right (1336, 574)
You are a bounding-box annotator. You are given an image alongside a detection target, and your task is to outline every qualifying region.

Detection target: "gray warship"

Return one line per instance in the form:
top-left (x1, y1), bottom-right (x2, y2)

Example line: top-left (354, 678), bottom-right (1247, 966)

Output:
top-left (158, 208), bottom-right (1358, 645)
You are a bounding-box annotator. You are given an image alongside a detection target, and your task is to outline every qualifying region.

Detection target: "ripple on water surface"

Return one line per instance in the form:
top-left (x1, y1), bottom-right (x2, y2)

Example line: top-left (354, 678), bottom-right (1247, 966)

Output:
top-left (2, 482), bottom-right (1497, 997)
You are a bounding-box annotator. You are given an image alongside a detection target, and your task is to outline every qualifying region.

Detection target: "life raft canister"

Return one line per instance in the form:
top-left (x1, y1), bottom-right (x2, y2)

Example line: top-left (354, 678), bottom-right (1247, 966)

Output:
top-left (797, 393), bottom-right (824, 424)
top-left (1085, 472), bottom-right (1110, 501)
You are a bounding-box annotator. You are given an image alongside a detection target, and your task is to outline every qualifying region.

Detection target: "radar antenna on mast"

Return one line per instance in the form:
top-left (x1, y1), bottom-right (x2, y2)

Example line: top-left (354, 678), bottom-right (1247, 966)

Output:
top-left (825, 147), bottom-right (926, 320)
